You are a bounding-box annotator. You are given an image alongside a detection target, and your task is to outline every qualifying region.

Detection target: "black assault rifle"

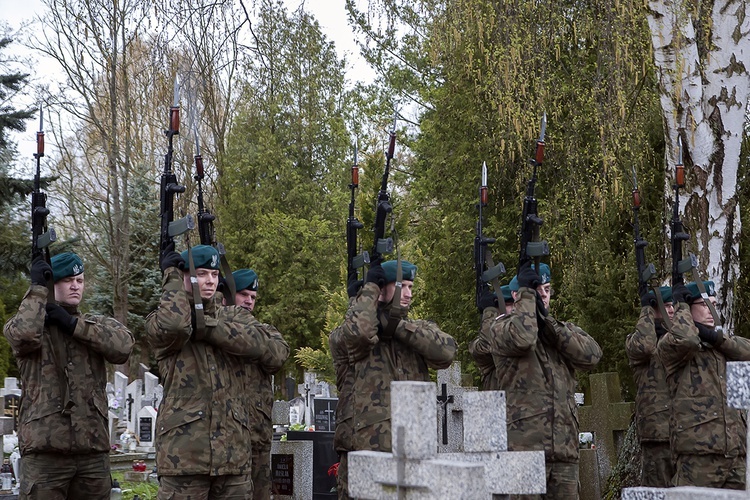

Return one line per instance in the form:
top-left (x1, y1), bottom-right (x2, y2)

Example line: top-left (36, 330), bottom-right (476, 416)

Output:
top-left (518, 114), bottom-right (550, 272)
top-left (31, 104), bottom-right (56, 289)
top-left (370, 114), bottom-right (397, 266)
top-left (347, 140), bottom-right (369, 288)
top-left (159, 77), bottom-right (194, 260)
top-left (474, 161), bottom-right (505, 312)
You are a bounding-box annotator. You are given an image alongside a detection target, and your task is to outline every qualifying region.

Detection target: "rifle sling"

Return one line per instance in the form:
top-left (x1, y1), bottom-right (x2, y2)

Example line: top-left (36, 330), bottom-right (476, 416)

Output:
top-left (383, 251), bottom-right (403, 338)
top-left (484, 251), bottom-right (502, 298)
top-left (653, 285), bottom-right (673, 331)
top-left (219, 254), bottom-right (236, 306)
top-left (692, 273), bottom-right (722, 330)
top-left (187, 245), bottom-right (206, 336)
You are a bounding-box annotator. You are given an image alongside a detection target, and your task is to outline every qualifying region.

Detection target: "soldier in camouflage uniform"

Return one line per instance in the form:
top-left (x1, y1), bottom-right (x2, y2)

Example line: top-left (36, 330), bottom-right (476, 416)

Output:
top-left (625, 286), bottom-right (675, 487)
top-left (4, 252), bottom-right (134, 499)
top-left (329, 259), bottom-right (456, 500)
top-left (469, 261), bottom-right (602, 499)
top-left (146, 245), bottom-right (278, 499)
top-left (657, 280), bottom-right (750, 489)
top-left (226, 269), bottom-right (289, 500)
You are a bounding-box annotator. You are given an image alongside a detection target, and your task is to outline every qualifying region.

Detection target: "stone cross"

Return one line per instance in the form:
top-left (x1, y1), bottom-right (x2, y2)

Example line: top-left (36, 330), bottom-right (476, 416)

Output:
top-left (621, 361), bottom-right (750, 500)
top-left (578, 372), bottom-right (634, 493)
top-left (435, 362), bottom-right (477, 453)
top-left (348, 381), bottom-right (488, 499)
top-left (113, 371), bottom-right (128, 420)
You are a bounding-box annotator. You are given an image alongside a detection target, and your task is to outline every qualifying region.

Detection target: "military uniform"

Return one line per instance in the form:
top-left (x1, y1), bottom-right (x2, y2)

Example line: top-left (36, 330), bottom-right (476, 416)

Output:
top-left (625, 306), bottom-right (673, 487)
top-left (470, 286), bottom-right (602, 499)
top-left (657, 301), bottom-right (750, 489)
top-left (4, 284), bottom-right (134, 499)
top-left (329, 281), bottom-right (456, 499)
top-left (245, 324), bottom-right (289, 500)
top-left (145, 264), bottom-right (273, 499)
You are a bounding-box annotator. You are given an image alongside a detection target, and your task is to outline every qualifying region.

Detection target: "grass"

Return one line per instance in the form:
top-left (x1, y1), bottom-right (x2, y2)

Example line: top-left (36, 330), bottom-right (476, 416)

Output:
top-left (111, 471), bottom-right (159, 500)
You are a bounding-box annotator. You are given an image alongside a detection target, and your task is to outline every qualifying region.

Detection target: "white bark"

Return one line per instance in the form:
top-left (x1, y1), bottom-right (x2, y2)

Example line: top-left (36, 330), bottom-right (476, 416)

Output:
top-left (647, 0), bottom-right (750, 331)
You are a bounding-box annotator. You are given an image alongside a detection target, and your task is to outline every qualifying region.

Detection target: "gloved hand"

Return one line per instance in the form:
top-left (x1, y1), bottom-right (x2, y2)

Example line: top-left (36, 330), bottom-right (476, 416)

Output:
top-left (672, 283), bottom-right (692, 304)
top-left (517, 260), bottom-right (540, 289)
top-left (640, 292), bottom-right (656, 308)
top-left (478, 292), bottom-right (498, 312)
top-left (45, 303), bottom-right (78, 335)
top-left (365, 263), bottom-right (386, 289)
top-left (30, 257), bottom-right (52, 286)
top-left (347, 279), bottom-right (363, 298)
top-left (160, 249), bottom-right (185, 272)
top-left (536, 293), bottom-right (548, 324)
top-left (696, 323), bottom-right (722, 346)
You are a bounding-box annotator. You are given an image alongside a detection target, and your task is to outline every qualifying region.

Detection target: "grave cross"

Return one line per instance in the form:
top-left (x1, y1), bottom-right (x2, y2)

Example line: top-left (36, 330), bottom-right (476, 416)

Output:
top-left (126, 393), bottom-right (135, 422)
top-left (436, 384), bottom-right (454, 446)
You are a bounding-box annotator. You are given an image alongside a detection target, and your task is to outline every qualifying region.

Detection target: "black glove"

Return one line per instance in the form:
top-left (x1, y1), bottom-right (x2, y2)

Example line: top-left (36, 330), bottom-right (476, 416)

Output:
top-left (347, 279), bottom-right (363, 298)
top-left (696, 323), bottom-right (722, 346)
top-left (536, 293), bottom-right (548, 324)
top-left (517, 260), bottom-right (540, 289)
top-left (672, 284), bottom-right (692, 304)
top-left (30, 257), bottom-right (52, 286)
top-left (160, 250), bottom-right (185, 272)
top-left (365, 264), bottom-right (386, 289)
top-left (45, 303), bottom-right (78, 335)
top-left (640, 292), bottom-right (656, 308)
top-left (478, 292), bottom-right (498, 312)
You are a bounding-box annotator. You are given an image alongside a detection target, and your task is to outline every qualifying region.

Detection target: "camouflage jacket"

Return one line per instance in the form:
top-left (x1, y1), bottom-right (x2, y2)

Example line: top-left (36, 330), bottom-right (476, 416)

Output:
top-left (625, 306), bottom-right (670, 442)
top-left (244, 322), bottom-right (289, 446)
top-left (329, 282), bottom-right (456, 453)
top-left (3, 285), bottom-right (133, 455)
top-left (469, 305), bottom-right (503, 390)
top-left (470, 287), bottom-right (602, 463)
top-left (145, 267), bottom-right (272, 476)
top-left (657, 302), bottom-right (750, 458)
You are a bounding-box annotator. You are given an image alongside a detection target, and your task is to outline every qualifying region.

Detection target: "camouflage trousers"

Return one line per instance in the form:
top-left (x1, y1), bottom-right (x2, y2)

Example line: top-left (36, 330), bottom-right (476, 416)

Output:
top-left (157, 473), bottom-right (253, 500)
top-left (336, 452), bottom-right (351, 500)
top-left (510, 461), bottom-right (579, 500)
top-left (19, 451), bottom-right (111, 500)
top-left (640, 441), bottom-right (673, 488)
top-left (673, 453), bottom-right (745, 489)
top-left (251, 438), bottom-right (271, 500)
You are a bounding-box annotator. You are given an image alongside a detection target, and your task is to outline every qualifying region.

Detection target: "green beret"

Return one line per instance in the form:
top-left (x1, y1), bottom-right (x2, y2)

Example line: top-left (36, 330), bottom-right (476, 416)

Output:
top-left (500, 285), bottom-right (513, 303)
top-left (509, 262), bottom-right (551, 291)
top-left (687, 281), bottom-right (716, 301)
top-left (509, 275), bottom-right (519, 292)
top-left (382, 260), bottom-right (417, 283)
top-left (644, 286), bottom-right (673, 304)
top-left (180, 245), bottom-right (220, 270)
top-left (233, 269), bottom-right (258, 291)
top-left (51, 252), bottom-right (84, 282)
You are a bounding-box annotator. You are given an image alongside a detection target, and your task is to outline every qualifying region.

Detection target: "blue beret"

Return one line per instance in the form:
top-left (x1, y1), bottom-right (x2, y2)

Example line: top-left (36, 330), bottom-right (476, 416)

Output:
top-left (51, 252), bottom-right (84, 282)
top-left (233, 269), bottom-right (258, 291)
top-left (180, 245), bottom-right (220, 270)
top-left (687, 281), bottom-right (716, 301)
top-left (510, 262), bottom-right (551, 291)
top-left (509, 275), bottom-right (519, 292)
top-left (381, 260), bottom-right (417, 283)
top-left (500, 285), bottom-right (513, 303)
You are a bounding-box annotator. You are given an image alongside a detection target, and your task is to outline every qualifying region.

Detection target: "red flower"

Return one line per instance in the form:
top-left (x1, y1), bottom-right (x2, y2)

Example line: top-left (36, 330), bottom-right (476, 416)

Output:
top-left (328, 462), bottom-right (340, 477)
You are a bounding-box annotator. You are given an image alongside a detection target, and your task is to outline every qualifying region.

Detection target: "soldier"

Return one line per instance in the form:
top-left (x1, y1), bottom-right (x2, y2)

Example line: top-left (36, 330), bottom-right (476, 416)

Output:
top-left (4, 252), bottom-right (134, 499)
top-left (227, 269), bottom-right (289, 500)
top-left (657, 280), bottom-right (750, 489)
top-left (625, 286), bottom-right (675, 487)
top-left (469, 261), bottom-right (602, 499)
top-left (146, 245), bottom-right (274, 499)
top-left (329, 259), bottom-right (456, 499)
top-left (471, 282), bottom-right (516, 390)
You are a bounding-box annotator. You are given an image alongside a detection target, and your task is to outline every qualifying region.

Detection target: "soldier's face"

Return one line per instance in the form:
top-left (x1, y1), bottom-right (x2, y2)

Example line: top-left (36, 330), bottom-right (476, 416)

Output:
top-left (234, 289), bottom-right (257, 312)
top-left (379, 280), bottom-right (413, 308)
top-left (183, 269), bottom-right (220, 299)
top-left (536, 283), bottom-right (551, 310)
top-left (54, 273), bottom-right (84, 306)
top-left (690, 296), bottom-right (717, 327)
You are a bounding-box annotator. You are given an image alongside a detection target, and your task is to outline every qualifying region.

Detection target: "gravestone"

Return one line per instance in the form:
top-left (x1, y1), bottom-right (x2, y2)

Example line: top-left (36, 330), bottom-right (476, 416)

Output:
top-left (137, 406), bottom-right (157, 452)
top-left (125, 379), bottom-right (143, 432)
top-left (273, 400), bottom-right (291, 427)
top-left (270, 439), bottom-right (314, 499)
top-left (143, 371), bottom-right (162, 410)
top-left (621, 361), bottom-right (750, 500)
top-left (348, 381), bottom-right (488, 499)
top-left (313, 397), bottom-right (337, 432)
top-left (435, 362), bottom-right (477, 453)
top-left (578, 372), bottom-right (634, 500)
top-left (289, 397), bottom-right (305, 426)
top-left (0, 379), bottom-right (21, 432)
top-left (112, 371), bottom-right (128, 421)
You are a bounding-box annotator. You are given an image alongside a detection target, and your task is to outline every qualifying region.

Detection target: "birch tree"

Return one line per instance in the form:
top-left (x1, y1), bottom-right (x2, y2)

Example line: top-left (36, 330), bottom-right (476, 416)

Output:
top-left (646, 0), bottom-right (750, 329)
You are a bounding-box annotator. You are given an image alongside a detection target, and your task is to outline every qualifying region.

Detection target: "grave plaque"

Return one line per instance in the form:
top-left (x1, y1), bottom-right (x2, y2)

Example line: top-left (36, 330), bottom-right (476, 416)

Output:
top-left (312, 397), bottom-right (337, 432)
top-left (139, 417), bottom-right (152, 442)
top-left (272, 454), bottom-right (295, 496)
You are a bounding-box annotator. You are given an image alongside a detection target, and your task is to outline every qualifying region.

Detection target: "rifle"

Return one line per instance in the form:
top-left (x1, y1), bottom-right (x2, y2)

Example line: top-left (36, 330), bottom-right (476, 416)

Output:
top-left (159, 76), bottom-right (194, 260)
top-left (474, 161), bottom-right (505, 312)
top-left (347, 140), bottom-right (369, 287)
top-left (671, 136), bottom-right (721, 328)
top-left (370, 114), bottom-right (397, 265)
top-left (31, 104), bottom-right (56, 289)
top-left (518, 113), bottom-right (550, 272)
top-left (192, 119), bottom-right (236, 304)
